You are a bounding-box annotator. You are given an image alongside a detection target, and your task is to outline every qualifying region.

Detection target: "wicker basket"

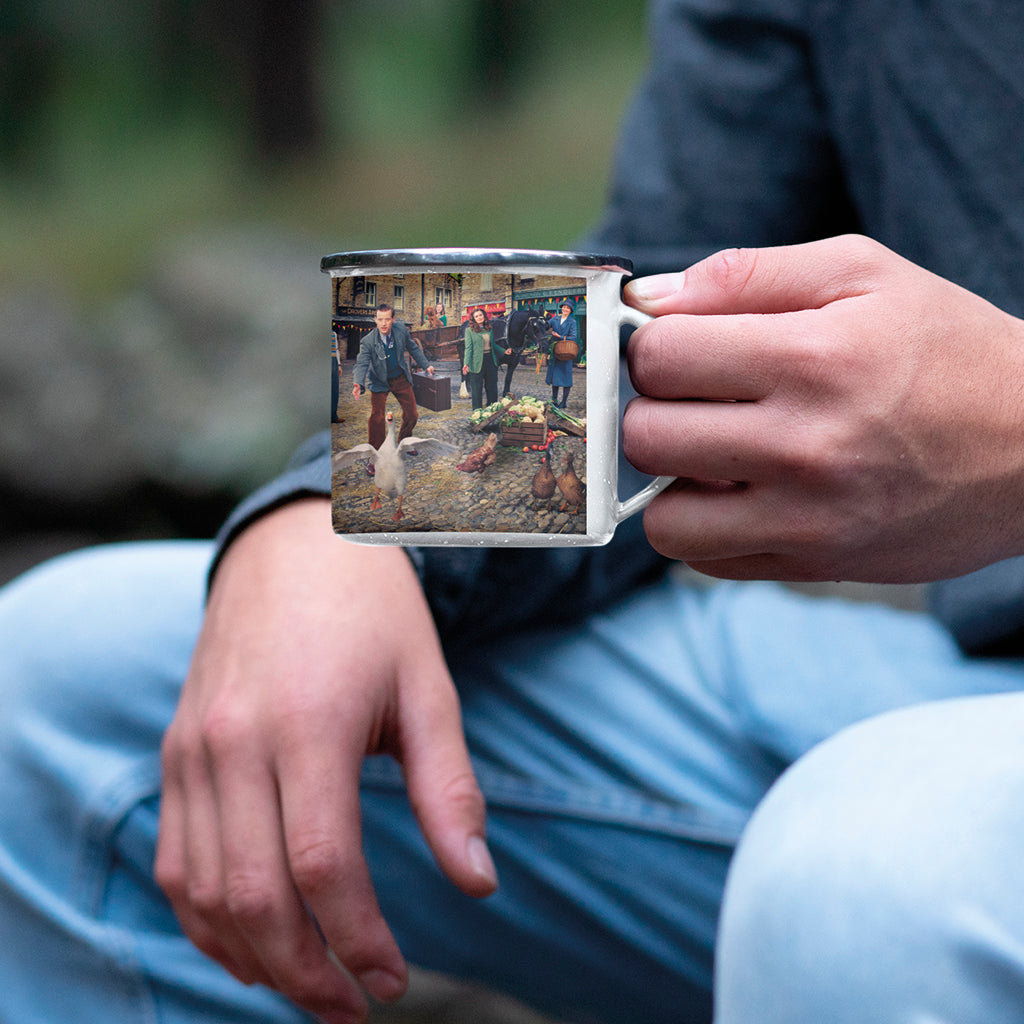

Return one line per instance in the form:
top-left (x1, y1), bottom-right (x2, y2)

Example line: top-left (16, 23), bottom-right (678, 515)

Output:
top-left (552, 338), bottom-right (579, 362)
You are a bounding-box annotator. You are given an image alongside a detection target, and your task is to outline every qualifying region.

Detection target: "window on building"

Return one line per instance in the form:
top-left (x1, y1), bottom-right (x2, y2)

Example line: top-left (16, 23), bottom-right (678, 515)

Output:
top-left (435, 288), bottom-right (453, 307)
top-left (365, 282), bottom-right (377, 307)
top-left (480, 273), bottom-right (493, 291)
top-left (393, 284), bottom-right (404, 307)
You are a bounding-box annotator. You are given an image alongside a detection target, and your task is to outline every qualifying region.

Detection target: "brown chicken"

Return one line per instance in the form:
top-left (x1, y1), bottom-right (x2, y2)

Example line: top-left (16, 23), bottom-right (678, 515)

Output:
top-left (530, 454), bottom-right (557, 509)
top-left (455, 432), bottom-right (498, 474)
top-left (556, 451), bottom-right (586, 514)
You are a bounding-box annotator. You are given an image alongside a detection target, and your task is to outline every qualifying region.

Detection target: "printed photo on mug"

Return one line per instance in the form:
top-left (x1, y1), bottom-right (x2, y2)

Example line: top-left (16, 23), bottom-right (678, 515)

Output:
top-left (324, 249), bottom-right (672, 547)
top-left (331, 270), bottom-right (589, 537)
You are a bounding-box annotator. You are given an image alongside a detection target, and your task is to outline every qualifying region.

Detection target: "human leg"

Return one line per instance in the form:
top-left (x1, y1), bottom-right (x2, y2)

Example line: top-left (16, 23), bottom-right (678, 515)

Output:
top-left (482, 358), bottom-right (498, 406)
top-left (3, 549), bottom-right (1020, 1024)
top-left (390, 376), bottom-right (419, 441)
top-left (470, 370), bottom-right (484, 409)
top-left (716, 690), bottom-right (1024, 1024)
top-left (367, 390), bottom-right (388, 448)
top-left (358, 580), bottom-right (1022, 1024)
top-left (0, 542), bottom-right (315, 1024)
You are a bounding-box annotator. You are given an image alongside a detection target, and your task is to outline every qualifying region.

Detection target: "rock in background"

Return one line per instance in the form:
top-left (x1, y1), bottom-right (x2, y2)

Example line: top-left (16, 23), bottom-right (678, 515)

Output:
top-left (0, 227), bottom-right (329, 581)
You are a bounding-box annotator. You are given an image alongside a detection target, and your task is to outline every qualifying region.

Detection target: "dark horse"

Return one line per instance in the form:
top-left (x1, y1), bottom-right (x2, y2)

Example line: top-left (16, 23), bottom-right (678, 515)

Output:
top-left (456, 309), bottom-right (549, 398)
top-left (497, 309), bottom-right (549, 396)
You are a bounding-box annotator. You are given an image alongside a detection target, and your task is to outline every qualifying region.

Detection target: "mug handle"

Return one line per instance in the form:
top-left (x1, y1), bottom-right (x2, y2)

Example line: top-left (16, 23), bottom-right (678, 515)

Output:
top-left (612, 304), bottom-right (675, 524)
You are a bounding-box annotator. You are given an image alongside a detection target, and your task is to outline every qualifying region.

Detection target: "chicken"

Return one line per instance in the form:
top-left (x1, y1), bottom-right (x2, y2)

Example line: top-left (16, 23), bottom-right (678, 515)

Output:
top-left (556, 450), bottom-right (586, 514)
top-left (455, 432), bottom-right (498, 474)
top-left (530, 454), bottom-right (557, 509)
top-left (332, 412), bottom-right (455, 522)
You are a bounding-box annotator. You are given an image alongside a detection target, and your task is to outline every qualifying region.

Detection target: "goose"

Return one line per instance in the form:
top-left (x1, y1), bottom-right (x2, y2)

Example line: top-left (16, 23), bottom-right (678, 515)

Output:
top-left (332, 413), bottom-right (455, 522)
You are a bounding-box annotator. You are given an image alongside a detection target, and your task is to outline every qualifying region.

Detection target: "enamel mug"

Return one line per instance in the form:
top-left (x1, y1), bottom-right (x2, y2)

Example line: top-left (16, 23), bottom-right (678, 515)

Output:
top-left (324, 248), bottom-right (671, 546)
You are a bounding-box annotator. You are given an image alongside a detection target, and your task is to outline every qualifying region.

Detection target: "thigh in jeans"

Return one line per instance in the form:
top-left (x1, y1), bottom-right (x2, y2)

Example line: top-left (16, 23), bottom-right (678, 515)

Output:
top-left (0, 542), bottom-right (314, 1024)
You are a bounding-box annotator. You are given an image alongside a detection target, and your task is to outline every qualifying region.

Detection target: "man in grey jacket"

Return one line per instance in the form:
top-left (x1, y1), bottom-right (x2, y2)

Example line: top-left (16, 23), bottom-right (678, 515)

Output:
top-left (351, 303), bottom-right (434, 452)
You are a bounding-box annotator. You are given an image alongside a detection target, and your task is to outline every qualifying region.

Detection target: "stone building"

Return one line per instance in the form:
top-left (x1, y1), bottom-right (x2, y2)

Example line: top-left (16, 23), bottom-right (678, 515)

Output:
top-left (330, 272), bottom-right (461, 358)
top-left (330, 271), bottom-right (589, 359)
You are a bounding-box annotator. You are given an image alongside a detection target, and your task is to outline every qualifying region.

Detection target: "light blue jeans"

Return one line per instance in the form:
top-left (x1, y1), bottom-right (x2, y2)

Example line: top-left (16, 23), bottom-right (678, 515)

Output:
top-left (0, 542), bottom-right (1022, 1023)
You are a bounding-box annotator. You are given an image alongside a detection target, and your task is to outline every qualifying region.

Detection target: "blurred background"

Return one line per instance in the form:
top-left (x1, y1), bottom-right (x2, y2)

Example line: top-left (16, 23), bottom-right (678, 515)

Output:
top-left (0, 0), bottom-right (647, 586)
top-left (1, 3), bottom-right (646, 1018)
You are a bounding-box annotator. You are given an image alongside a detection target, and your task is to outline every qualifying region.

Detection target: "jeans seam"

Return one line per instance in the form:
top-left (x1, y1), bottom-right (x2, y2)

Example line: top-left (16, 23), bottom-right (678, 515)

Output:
top-left (361, 757), bottom-right (747, 846)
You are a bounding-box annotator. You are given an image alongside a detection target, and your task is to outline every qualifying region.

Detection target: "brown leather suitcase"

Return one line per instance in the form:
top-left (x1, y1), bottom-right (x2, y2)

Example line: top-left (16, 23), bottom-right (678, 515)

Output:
top-left (412, 371), bottom-right (452, 411)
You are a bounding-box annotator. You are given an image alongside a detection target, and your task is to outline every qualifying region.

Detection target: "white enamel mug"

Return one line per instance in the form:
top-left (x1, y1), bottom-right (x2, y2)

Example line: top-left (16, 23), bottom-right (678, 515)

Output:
top-left (324, 248), bottom-right (672, 546)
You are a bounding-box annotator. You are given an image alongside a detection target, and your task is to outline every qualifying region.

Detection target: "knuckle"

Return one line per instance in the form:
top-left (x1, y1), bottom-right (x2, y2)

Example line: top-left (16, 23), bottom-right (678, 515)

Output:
top-left (159, 721), bottom-right (188, 772)
top-left (186, 879), bottom-right (226, 918)
top-left (437, 770), bottom-right (486, 821)
top-left (700, 246), bottom-right (760, 295)
top-left (829, 233), bottom-right (889, 289)
top-left (198, 704), bottom-right (253, 761)
top-left (778, 423), bottom-right (842, 481)
top-left (153, 856), bottom-right (186, 902)
top-left (288, 834), bottom-right (345, 894)
top-left (628, 318), bottom-right (678, 396)
top-left (621, 399), bottom-right (660, 472)
top-left (223, 874), bottom-right (275, 928)
top-left (834, 232), bottom-right (880, 261)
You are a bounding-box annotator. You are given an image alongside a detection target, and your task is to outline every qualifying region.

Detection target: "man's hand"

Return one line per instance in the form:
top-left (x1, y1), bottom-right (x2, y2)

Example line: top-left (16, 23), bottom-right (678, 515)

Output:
top-left (351, 383), bottom-right (362, 400)
top-left (623, 235), bottom-right (1024, 582)
top-left (156, 499), bottom-right (496, 1024)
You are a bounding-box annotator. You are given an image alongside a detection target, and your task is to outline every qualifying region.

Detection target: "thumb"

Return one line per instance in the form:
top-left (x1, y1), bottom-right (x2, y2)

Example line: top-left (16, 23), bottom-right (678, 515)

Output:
top-left (400, 683), bottom-right (498, 899)
top-left (624, 234), bottom-right (879, 317)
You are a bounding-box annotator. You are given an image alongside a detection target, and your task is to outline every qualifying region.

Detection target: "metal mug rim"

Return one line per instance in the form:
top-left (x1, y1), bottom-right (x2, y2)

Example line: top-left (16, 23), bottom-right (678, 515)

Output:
top-left (320, 247), bottom-right (633, 275)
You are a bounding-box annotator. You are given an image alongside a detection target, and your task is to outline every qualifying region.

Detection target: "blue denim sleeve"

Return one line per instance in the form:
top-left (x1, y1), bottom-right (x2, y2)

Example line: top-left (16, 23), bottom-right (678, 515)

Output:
top-left (928, 559), bottom-right (1024, 657)
top-left (584, 0), bottom-right (856, 272)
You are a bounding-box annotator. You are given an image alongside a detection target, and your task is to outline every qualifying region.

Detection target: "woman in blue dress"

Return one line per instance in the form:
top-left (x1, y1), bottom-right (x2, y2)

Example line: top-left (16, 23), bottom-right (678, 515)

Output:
top-left (545, 300), bottom-right (578, 408)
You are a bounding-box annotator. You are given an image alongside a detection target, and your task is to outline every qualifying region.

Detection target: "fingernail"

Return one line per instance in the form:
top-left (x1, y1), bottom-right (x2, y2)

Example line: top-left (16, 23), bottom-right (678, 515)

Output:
top-left (628, 271), bottom-right (685, 302)
top-left (357, 968), bottom-right (407, 1004)
top-left (468, 835), bottom-right (498, 887)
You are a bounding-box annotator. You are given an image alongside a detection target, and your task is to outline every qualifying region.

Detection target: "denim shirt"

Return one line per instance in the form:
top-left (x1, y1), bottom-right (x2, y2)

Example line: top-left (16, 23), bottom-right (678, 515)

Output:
top-left (215, 0), bottom-right (1024, 653)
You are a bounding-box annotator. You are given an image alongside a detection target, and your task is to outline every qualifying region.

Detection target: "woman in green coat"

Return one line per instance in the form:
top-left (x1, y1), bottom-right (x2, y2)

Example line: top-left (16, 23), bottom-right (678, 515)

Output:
top-left (462, 307), bottom-right (507, 410)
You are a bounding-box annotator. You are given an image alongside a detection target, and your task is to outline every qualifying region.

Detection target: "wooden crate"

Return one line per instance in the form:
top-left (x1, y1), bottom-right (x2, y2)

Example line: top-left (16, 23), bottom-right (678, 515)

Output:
top-left (500, 419), bottom-right (547, 447)
top-left (411, 371), bottom-right (451, 411)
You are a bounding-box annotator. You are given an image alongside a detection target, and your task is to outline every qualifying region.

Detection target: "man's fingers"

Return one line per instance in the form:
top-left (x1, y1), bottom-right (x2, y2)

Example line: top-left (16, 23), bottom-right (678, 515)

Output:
top-left (624, 234), bottom-right (883, 317)
top-left (626, 311), bottom-right (805, 401)
top-left (399, 679), bottom-right (497, 900)
top-left (626, 283), bottom-right (863, 403)
top-left (156, 765), bottom-right (263, 986)
top-left (277, 737), bottom-right (408, 1007)
top-left (157, 725), bottom-right (274, 987)
top-left (622, 397), bottom-right (773, 480)
top-left (213, 738), bottom-right (375, 1016)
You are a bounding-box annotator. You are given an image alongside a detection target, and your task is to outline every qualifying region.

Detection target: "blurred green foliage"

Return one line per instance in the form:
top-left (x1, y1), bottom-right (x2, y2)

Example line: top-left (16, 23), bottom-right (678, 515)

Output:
top-left (0, 0), bottom-right (647, 302)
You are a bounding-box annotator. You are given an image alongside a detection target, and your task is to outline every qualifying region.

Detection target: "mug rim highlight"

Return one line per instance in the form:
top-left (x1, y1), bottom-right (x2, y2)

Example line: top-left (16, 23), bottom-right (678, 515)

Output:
top-left (321, 248), bottom-right (633, 275)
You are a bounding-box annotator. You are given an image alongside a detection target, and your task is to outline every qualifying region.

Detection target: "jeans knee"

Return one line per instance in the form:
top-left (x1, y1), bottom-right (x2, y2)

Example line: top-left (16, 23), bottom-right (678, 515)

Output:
top-left (0, 542), bottom-right (209, 755)
top-left (716, 694), bottom-right (1024, 1022)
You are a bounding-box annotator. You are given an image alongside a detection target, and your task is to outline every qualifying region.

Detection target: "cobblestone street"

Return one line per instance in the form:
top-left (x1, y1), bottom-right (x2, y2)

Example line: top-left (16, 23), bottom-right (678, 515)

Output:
top-left (331, 360), bottom-right (588, 538)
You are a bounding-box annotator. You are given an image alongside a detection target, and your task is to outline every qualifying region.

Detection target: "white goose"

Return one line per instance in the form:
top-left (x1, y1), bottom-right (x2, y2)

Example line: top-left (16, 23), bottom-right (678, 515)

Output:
top-left (332, 412), bottom-right (456, 522)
